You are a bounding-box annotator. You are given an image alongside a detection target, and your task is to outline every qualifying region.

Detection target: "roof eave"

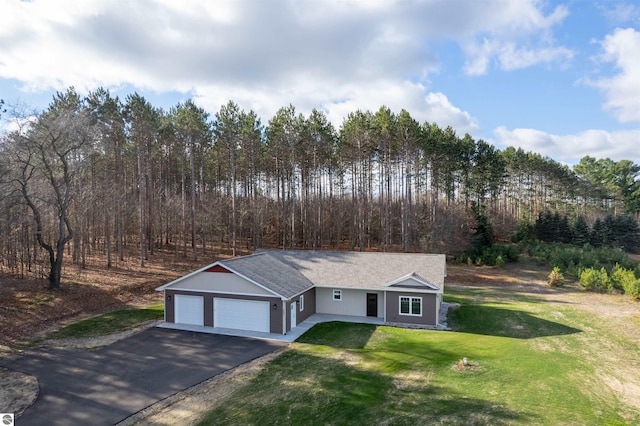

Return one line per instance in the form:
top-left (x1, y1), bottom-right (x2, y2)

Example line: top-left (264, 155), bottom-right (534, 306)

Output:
top-left (313, 285), bottom-right (441, 294)
top-left (214, 264), bottom-right (286, 299)
top-left (384, 273), bottom-right (439, 290)
top-left (155, 260), bottom-right (222, 291)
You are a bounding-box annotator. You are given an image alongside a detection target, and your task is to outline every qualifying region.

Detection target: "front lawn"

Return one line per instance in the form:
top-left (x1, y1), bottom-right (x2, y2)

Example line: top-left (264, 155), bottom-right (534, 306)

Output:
top-left (46, 304), bottom-right (164, 339)
top-left (198, 287), bottom-right (640, 425)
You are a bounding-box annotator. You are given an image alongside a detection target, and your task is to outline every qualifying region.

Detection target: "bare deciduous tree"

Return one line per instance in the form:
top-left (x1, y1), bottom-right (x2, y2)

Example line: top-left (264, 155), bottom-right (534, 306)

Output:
top-left (1, 89), bottom-right (95, 290)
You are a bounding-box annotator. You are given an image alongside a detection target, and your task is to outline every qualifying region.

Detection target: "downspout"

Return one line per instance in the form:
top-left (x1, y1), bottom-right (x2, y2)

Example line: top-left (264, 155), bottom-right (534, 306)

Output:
top-left (383, 291), bottom-right (387, 323)
top-left (282, 299), bottom-right (287, 335)
top-left (163, 291), bottom-right (167, 322)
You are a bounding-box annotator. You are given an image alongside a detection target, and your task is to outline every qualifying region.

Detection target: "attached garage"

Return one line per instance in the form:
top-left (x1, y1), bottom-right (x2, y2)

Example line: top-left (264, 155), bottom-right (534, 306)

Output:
top-left (214, 298), bottom-right (270, 333)
top-left (174, 294), bottom-right (204, 326)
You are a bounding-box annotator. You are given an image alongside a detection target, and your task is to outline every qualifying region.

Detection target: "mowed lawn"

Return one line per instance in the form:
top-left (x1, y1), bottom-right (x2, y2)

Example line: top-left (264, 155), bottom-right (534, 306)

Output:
top-left (47, 304), bottom-right (164, 339)
top-left (198, 282), bottom-right (640, 425)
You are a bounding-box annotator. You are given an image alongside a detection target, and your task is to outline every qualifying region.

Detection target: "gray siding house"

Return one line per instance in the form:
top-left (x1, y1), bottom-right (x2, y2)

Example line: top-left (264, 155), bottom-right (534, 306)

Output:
top-left (156, 250), bottom-right (446, 335)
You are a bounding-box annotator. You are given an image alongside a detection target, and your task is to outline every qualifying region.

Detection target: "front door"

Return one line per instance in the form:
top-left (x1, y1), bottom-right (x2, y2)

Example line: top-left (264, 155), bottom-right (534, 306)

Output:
top-left (366, 293), bottom-right (378, 317)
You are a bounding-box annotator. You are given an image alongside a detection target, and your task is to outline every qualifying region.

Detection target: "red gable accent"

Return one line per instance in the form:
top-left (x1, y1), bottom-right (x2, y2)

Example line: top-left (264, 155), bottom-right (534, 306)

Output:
top-left (205, 265), bottom-right (232, 273)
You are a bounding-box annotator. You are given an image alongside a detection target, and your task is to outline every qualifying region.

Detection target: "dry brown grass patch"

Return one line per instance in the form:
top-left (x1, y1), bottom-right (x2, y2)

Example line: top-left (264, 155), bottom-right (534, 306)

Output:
top-left (0, 367), bottom-right (38, 417)
top-left (451, 359), bottom-right (482, 372)
top-left (393, 369), bottom-right (433, 390)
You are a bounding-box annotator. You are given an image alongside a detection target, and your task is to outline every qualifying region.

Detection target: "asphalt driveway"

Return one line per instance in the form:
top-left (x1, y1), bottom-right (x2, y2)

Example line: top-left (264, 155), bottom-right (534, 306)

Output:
top-left (1, 328), bottom-right (285, 426)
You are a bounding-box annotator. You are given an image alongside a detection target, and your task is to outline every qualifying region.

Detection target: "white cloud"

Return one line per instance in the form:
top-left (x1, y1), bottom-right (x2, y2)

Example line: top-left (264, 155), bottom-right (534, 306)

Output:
top-left (421, 92), bottom-right (479, 134)
top-left (461, 2), bottom-right (572, 75)
top-left (494, 126), bottom-right (640, 163)
top-left (588, 28), bottom-right (640, 123)
top-left (193, 81), bottom-right (479, 136)
top-left (602, 2), bottom-right (640, 25)
top-left (0, 100), bottom-right (39, 134)
top-left (463, 40), bottom-right (574, 75)
top-left (1, 115), bottom-right (36, 135)
top-left (0, 0), bottom-right (574, 137)
top-left (497, 44), bottom-right (574, 71)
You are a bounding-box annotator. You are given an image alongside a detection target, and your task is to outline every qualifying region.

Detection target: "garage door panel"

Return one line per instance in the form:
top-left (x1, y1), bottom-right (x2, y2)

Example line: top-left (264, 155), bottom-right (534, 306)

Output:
top-left (175, 295), bottom-right (204, 326)
top-left (214, 298), bottom-right (270, 333)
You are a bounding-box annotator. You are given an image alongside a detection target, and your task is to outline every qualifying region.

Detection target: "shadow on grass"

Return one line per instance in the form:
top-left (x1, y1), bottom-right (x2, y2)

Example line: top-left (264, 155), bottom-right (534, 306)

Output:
top-left (450, 304), bottom-right (581, 339)
top-left (445, 286), bottom-right (565, 305)
top-left (198, 350), bottom-right (531, 426)
top-left (446, 262), bottom-right (589, 298)
top-left (297, 321), bottom-right (376, 349)
top-left (300, 323), bottom-right (464, 369)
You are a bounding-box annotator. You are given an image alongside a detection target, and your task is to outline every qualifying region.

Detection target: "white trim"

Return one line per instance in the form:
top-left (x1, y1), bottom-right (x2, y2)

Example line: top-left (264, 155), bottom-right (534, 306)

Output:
top-left (385, 288), bottom-right (440, 294)
top-left (288, 288), bottom-right (312, 299)
top-left (160, 270), bottom-right (441, 295)
top-left (332, 289), bottom-right (342, 301)
top-left (399, 296), bottom-right (422, 316)
top-left (314, 285), bottom-right (441, 294)
top-left (164, 288), bottom-right (271, 297)
top-left (156, 254), bottom-right (285, 299)
top-left (385, 273), bottom-right (440, 290)
top-left (315, 285), bottom-right (389, 291)
top-left (299, 295), bottom-right (304, 311)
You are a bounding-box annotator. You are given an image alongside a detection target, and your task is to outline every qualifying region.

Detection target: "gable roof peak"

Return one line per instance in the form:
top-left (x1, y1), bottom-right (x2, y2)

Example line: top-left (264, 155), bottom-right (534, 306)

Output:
top-left (384, 272), bottom-right (440, 290)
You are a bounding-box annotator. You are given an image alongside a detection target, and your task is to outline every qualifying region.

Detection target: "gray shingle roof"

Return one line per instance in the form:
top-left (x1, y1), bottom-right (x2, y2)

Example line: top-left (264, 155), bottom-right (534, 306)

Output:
top-left (256, 250), bottom-right (446, 291)
top-left (159, 250), bottom-right (446, 298)
top-left (219, 252), bottom-right (315, 298)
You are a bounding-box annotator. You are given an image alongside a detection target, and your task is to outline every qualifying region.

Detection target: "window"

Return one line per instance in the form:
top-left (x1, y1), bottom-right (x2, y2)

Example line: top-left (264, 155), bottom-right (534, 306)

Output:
top-left (299, 295), bottom-right (304, 311)
top-left (400, 296), bottom-right (422, 316)
top-left (333, 289), bottom-right (342, 301)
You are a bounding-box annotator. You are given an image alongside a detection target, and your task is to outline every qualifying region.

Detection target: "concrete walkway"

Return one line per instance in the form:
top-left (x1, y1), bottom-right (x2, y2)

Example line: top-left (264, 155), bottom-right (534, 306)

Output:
top-left (157, 313), bottom-right (384, 342)
top-left (157, 305), bottom-right (453, 342)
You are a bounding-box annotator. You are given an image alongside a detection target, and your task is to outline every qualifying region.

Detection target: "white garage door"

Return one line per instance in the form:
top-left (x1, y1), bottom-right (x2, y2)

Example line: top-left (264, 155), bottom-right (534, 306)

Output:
top-left (214, 298), bottom-right (270, 333)
top-left (174, 294), bottom-right (204, 326)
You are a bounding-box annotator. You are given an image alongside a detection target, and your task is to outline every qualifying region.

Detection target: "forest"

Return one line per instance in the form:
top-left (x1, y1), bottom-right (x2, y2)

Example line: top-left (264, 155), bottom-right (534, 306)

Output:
top-left (1, 88), bottom-right (639, 289)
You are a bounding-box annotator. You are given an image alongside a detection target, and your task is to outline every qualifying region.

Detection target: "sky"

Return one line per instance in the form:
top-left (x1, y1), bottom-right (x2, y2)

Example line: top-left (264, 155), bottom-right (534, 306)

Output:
top-left (0, 0), bottom-right (639, 165)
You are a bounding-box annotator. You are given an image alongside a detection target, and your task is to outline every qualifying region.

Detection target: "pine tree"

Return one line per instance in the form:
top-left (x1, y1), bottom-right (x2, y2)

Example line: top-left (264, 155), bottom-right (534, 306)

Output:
top-left (590, 218), bottom-right (604, 247)
top-left (471, 202), bottom-right (494, 248)
top-left (572, 216), bottom-right (590, 246)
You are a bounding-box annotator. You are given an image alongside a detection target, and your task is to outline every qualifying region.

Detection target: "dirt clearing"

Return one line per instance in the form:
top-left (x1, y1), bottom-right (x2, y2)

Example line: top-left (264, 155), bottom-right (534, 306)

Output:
top-left (0, 249), bottom-right (222, 348)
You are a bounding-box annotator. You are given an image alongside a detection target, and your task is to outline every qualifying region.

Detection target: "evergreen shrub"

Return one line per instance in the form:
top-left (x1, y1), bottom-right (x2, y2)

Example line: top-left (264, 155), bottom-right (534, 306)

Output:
top-left (547, 267), bottom-right (564, 287)
top-left (457, 244), bottom-right (520, 266)
top-left (579, 268), bottom-right (609, 291)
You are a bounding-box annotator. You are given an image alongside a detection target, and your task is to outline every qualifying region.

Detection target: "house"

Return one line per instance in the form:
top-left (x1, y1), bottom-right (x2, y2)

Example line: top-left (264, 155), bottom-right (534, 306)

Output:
top-left (156, 250), bottom-right (446, 335)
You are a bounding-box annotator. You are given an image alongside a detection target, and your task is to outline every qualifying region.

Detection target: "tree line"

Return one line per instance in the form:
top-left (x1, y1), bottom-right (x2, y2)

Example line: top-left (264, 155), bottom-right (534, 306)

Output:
top-left (529, 210), bottom-right (640, 252)
top-left (1, 87), bottom-right (639, 289)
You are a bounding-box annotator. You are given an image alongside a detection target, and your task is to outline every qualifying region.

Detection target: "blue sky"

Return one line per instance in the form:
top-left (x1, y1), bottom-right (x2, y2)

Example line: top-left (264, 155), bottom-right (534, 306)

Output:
top-left (1, 0), bottom-right (639, 164)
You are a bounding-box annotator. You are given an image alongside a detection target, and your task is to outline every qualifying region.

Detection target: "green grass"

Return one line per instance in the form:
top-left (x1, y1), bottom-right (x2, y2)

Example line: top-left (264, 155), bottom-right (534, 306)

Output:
top-left (198, 288), bottom-right (639, 425)
top-left (47, 305), bottom-right (164, 339)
